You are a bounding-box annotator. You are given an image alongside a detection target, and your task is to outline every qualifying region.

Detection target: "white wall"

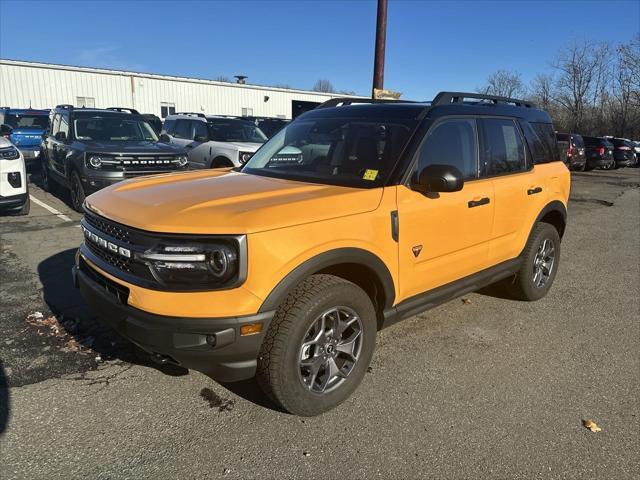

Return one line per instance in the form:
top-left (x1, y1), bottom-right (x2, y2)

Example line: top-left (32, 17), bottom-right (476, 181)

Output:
top-left (0, 60), bottom-right (352, 119)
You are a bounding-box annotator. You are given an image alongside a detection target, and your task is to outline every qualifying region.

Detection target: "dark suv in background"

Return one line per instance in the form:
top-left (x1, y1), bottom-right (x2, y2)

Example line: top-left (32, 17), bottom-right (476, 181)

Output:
top-left (556, 133), bottom-right (586, 171)
top-left (608, 137), bottom-right (637, 168)
top-left (582, 136), bottom-right (614, 170)
top-left (41, 105), bottom-right (188, 211)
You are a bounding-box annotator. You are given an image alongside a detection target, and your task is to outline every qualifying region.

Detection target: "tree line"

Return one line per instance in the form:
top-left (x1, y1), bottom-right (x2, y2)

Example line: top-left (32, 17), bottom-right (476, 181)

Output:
top-left (478, 35), bottom-right (640, 139)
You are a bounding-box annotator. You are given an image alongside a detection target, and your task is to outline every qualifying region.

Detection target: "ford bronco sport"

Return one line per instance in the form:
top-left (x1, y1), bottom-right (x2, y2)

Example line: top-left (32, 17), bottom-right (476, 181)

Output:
top-left (41, 105), bottom-right (188, 212)
top-left (73, 92), bottom-right (570, 416)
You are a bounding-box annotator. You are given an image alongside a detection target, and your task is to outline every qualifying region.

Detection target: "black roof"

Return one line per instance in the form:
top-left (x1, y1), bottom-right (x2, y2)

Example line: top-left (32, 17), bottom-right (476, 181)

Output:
top-left (304, 91), bottom-right (552, 123)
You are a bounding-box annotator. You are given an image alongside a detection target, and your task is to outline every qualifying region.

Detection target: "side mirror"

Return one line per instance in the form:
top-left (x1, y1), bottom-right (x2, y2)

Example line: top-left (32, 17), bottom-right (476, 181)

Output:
top-left (411, 164), bottom-right (464, 194)
top-left (159, 133), bottom-right (171, 143)
top-left (0, 124), bottom-right (13, 137)
top-left (193, 135), bottom-right (209, 143)
top-left (55, 131), bottom-right (67, 141)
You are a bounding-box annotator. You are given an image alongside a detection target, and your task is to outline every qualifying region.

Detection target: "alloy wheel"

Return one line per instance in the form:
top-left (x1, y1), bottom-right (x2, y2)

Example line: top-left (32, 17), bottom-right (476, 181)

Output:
top-left (533, 238), bottom-right (555, 288)
top-left (298, 306), bottom-right (363, 394)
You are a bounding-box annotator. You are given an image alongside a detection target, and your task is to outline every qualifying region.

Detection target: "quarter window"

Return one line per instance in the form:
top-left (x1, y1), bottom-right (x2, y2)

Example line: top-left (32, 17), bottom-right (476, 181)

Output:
top-left (416, 118), bottom-right (478, 179)
top-left (480, 118), bottom-right (525, 175)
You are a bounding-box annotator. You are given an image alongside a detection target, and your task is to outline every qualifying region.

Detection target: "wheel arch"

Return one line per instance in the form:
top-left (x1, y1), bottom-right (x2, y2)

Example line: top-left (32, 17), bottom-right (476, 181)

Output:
top-left (258, 248), bottom-right (396, 328)
top-left (210, 155), bottom-right (234, 168)
top-left (536, 200), bottom-right (567, 238)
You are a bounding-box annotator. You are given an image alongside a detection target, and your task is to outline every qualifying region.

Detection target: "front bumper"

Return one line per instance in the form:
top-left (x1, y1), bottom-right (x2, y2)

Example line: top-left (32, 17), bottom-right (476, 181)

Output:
top-left (0, 192), bottom-right (28, 210)
top-left (73, 257), bottom-right (274, 382)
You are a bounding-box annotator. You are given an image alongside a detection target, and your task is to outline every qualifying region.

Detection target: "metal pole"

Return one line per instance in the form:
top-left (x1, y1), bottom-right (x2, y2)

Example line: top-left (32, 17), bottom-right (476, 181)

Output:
top-left (372, 0), bottom-right (388, 98)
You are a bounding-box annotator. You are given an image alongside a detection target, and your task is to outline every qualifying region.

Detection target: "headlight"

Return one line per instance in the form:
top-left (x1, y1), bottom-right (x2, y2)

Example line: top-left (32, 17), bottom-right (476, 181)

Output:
top-left (175, 155), bottom-right (188, 167)
top-left (239, 152), bottom-right (253, 164)
top-left (0, 146), bottom-right (20, 160)
top-left (137, 240), bottom-right (243, 287)
top-left (86, 155), bottom-right (105, 169)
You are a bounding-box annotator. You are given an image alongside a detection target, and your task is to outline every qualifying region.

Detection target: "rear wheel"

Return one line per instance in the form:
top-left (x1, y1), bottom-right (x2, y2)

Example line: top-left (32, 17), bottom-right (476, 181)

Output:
top-left (256, 274), bottom-right (377, 416)
top-left (504, 222), bottom-right (561, 301)
top-left (70, 171), bottom-right (86, 212)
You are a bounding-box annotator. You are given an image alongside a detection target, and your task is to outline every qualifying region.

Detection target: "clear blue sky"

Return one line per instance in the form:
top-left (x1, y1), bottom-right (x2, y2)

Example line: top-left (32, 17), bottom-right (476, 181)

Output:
top-left (1, 0), bottom-right (638, 99)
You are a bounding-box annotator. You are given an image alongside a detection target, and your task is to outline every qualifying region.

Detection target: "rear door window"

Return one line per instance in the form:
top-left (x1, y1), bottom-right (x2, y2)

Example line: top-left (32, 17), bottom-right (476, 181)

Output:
top-left (480, 118), bottom-right (526, 175)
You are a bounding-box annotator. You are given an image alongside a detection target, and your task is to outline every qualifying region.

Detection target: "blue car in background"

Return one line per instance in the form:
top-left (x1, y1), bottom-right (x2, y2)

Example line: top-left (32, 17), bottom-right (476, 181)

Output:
top-left (0, 108), bottom-right (50, 166)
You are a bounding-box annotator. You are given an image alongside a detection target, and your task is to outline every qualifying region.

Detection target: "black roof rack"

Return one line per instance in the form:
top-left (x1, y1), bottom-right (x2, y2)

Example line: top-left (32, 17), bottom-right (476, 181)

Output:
top-left (107, 107), bottom-right (140, 114)
top-left (55, 104), bottom-right (74, 110)
top-left (432, 91), bottom-right (535, 108)
top-left (316, 97), bottom-right (417, 109)
top-left (176, 112), bottom-right (206, 118)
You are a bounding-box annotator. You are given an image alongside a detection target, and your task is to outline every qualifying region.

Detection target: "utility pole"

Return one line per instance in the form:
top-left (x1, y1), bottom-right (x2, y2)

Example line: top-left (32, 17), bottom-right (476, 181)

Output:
top-left (372, 0), bottom-right (388, 98)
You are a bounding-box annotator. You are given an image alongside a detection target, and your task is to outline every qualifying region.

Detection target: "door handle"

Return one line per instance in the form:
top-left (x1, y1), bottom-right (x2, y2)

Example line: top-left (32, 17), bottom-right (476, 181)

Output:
top-left (527, 187), bottom-right (543, 195)
top-left (468, 197), bottom-right (490, 208)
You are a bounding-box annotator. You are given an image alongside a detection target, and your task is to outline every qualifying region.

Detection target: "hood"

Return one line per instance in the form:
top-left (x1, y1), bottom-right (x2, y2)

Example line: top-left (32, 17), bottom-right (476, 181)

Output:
top-left (10, 128), bottom-right (45, 148)
top-left (79, 140), bottom-right (185, 155)
top-left (86, 170), bottom-right (383, 235)
top-left (227, 141), bottom-right (263, 152)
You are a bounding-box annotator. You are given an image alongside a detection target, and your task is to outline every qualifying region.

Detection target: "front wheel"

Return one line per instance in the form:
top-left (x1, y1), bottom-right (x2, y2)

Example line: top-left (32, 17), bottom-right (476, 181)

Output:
top-left (70, 171), bottom-right (86, 212)
top-left (256, 274), bottom-right (377, 416)
top-left (504, 222), bottom-right (561, 301)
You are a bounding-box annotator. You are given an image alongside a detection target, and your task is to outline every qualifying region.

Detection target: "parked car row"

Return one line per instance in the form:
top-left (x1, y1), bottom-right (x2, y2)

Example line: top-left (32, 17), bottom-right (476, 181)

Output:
top-left (556, 131), bottom-right (639, 171)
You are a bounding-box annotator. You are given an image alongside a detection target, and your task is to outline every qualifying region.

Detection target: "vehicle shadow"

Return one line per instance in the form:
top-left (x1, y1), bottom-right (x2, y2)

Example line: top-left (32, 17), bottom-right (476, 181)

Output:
top-left (37, 248), bottom-right (187, 377)
top-left (0, 359), bottom-right (9, 436)
top-left (38, 249), bottom-right (286, 413)
top-left (475, 281), bottom-right (513, 300)
top-left (28, 167), bottom-right (75, 212)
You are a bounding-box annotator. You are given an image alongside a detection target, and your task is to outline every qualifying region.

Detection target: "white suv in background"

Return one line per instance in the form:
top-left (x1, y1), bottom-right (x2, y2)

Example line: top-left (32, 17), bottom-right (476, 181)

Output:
top-left (0, 136), bottom-right (29, 215)
top-left (161, 113), bottom-right (268, 168)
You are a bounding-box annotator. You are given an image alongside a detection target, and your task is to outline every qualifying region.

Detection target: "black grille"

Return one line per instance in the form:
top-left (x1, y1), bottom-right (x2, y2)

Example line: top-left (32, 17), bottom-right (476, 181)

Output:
top-left (85, 240), bottom-right (133, 272)
top-left (84, 213), bottom-right (131, 243)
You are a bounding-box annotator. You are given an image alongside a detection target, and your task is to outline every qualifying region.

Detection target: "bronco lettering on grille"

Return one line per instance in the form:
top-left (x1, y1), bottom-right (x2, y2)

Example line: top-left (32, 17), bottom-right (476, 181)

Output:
top-left (81, 224), bottom-right (131, 258)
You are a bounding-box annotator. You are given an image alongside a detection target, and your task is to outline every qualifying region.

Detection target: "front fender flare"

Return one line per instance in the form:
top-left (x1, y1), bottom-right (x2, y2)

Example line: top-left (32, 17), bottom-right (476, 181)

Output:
top-left (258, 248), bottom-right (396, 313)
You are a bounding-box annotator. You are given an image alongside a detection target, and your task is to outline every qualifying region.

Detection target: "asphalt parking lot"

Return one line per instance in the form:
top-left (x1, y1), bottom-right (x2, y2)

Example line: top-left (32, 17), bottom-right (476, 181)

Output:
top-left (1, 167), bottom-right (638, 479)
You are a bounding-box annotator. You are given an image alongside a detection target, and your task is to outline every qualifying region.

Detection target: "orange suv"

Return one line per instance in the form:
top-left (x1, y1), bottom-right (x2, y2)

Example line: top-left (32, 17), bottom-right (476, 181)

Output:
top-left (73, 92), bottom-right (570, 416)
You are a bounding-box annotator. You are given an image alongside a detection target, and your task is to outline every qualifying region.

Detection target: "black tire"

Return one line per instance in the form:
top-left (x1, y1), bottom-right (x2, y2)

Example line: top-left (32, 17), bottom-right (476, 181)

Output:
top-left (41, 160), bottom-right (55, 192)
top-left (256, 274), bottom-right (377, 416)
top-left (504, 222), bottom-right (561, 301)
top-left (70, 170), bottom-right (86, 213)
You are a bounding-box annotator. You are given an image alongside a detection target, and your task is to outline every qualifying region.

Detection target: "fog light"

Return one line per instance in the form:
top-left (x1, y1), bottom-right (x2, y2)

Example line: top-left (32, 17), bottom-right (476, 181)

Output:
top-left (240, 323), bottom-right (263, 336)
top-left (205, 334), bottom-right (217, 346)
top-left (8, 172), bottom-right (21, 188)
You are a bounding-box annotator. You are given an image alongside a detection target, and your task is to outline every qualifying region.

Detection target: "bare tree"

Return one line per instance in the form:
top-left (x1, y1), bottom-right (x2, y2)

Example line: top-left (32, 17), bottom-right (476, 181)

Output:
top-left (529, 73), bottom-right (554, 111)
top-left (313, 79), bottom-right (336, 93)
top-left (478, 70), bottom-right (527, 98)
top-left (213, 75), bottom-right (231, 82)
top-left (551, 41), bottom-right (610, 132)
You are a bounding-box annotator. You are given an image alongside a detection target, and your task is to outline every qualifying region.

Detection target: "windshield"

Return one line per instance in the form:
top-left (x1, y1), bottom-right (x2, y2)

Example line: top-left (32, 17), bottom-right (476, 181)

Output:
top-left (208, 119), bottom-right (267, 143)
top-left (74, 117), bottom-right (159, 142)
top-left (5, 113), bottom-right (50, 130)
top-left (242, 117), bottom-right (415, 188)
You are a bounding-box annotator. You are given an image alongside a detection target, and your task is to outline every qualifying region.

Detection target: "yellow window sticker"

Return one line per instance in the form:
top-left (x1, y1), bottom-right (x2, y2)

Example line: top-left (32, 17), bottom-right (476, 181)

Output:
top-left (363, 169), bottom-right (378, 181)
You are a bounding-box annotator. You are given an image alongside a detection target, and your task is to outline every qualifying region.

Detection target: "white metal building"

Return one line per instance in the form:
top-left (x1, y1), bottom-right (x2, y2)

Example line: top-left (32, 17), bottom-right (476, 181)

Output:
top-left (0, 59), bottom-right (355, 119)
